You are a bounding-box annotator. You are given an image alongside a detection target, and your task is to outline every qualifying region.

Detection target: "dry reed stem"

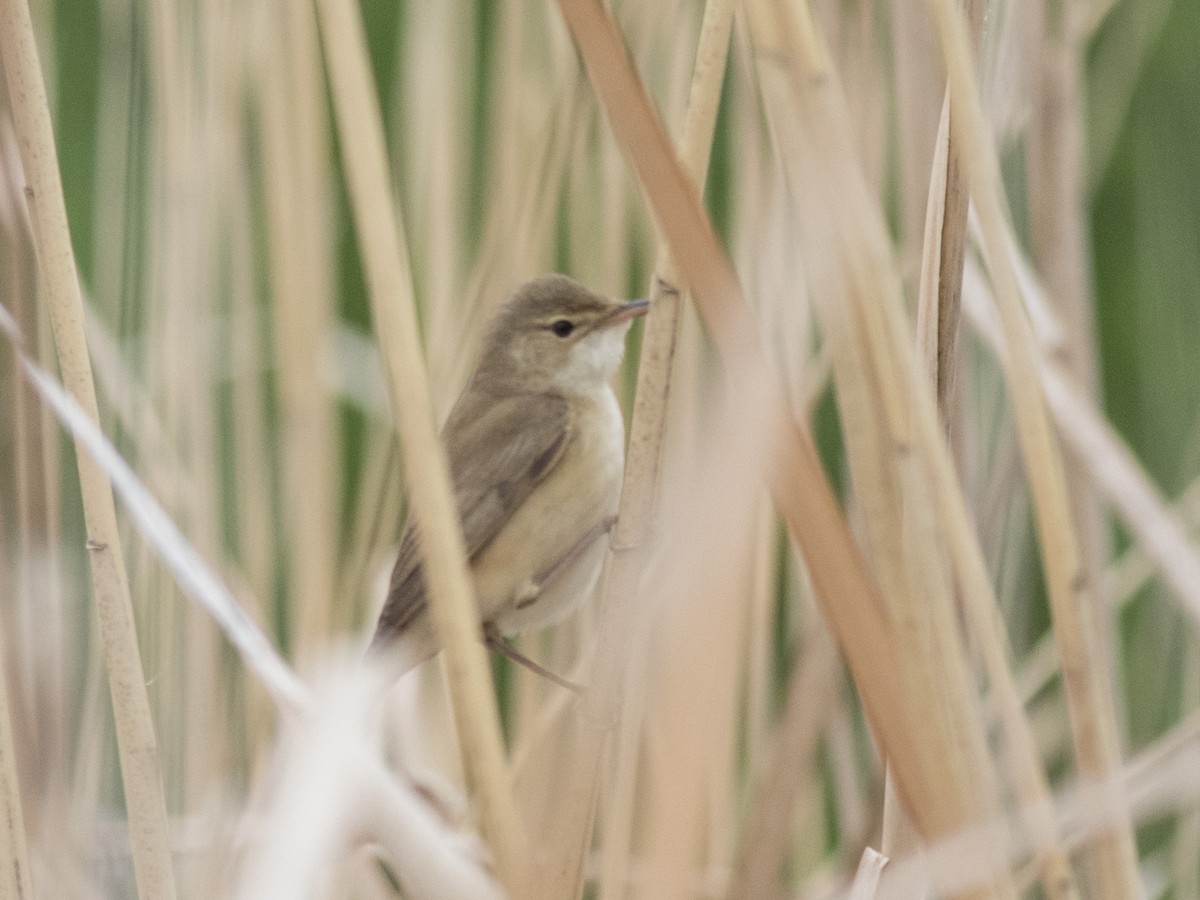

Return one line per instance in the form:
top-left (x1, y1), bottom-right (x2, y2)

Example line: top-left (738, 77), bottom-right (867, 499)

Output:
top-left (594, 622), bottom-right (652, 900)
top-left (1172, 645), bottom-right (1200, 896)
top-left (0, 305), bottom-right (310, 711)
top-left (225, 170), bottom-right (282, 762)
top-left (919, 0), bottom-right (984, 430)
top-left (914, 86), bottom-right (971, 437)
top-left (398, 0), bottom-right (471, 397)
top-left (925, 0), bottom-right (1143, 893)
top-left (310, 0), bottom-right (530, 893)
top-left (637, 427), bottom-right (764, 900)
top-left (916, 97), bottom-right (953, 394)
top-left (0, 3), bottom-right (178, 898)
top-left (1025, 0), bottom-right (1116, 806)
top-left (914, 41), bottom-right (1080, 900)
top-left (729, 622), bottom-right (841, 900)
top-left (891, 0), bottom-right (944, 271)
top-left (4, 137), bottom-right (70, 839)
top-left (1103, 477), bottom-right (1200, 604)
top-left (0, 633), bottom-right (33, 899)
top-left (534, 2), bottom-right (734, 894)
top-left (259, 0), bottom-right (339, 660)
top-left (748, 3), bottom-right (1024, 895)
top-left (554, 0), bottom-right (1011, 874)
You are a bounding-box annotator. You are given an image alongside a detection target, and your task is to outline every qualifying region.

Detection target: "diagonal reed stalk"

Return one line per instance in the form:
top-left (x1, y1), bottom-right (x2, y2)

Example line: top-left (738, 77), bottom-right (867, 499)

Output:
top-left (554, 4), bottom-right (1021, 897)
top-left (0, 1), bottom-right (178, 898)
top-left (743, 3), bottom-right (1026, 896)
top-left (310, 0), bottom-right (531, 893)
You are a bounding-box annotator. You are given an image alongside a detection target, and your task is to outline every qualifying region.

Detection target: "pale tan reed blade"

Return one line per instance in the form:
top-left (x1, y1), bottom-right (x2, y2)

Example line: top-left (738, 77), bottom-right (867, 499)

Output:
top-left (0, 2), bottom-right (178, 898)
top-left (258, 0), bottom-right (340, 660)
top-left (310, 0), bottom-right (531, 893)
top-left (3, 131), bottom-right (71, 845)
top-left (535, 1), bottom-right (736, 894)
top-left (918, 0), bottom-right (985, 432)
top-left (914, 41), bottom-right (1080, 900)
top-left (636, 426), bottom-right (766, 900)
top-left (1171, 645), bottom-right (1200, 896)
top-left (925, 0), bottom-right (1143, 892)
top-left (915, 94), bottom-right (953, 394)
top-left (1026, 0), bottom-right (1117, 789)
top-left (729, 623), bottom-right (841, 900)
top-left (0, 633), bottom-right (33, 899)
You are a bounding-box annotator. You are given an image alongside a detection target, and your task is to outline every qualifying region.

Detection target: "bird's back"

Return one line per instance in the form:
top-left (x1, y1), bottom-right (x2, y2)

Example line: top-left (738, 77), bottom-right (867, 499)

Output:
top-left (370, 385), bottom-right (573, 658)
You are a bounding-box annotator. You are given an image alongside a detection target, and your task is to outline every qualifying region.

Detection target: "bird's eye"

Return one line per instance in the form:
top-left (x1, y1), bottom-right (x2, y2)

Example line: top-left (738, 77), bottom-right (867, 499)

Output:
top-left (550, 319), bottom-right (575, 338)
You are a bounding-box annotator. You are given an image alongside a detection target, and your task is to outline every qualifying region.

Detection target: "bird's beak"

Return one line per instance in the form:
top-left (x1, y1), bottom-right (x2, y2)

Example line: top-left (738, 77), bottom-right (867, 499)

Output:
top-left (603, 298), bottom-right (650, 328)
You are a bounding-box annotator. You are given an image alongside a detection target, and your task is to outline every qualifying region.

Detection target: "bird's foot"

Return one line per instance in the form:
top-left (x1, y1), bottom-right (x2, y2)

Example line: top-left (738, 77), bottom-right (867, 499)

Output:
top-left (530, 516), bottom-right (617, 594)
top-left (483, 624), bottom-right (582, 694)
top-left (513, 579), bottom-right (540, 611)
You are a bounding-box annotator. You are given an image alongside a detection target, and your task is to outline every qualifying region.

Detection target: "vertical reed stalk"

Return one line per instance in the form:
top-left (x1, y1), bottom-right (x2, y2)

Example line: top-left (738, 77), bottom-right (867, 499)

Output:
top-left (0, 0), bottom-right (178, 897)
top-left (1026, 0), bottom-right (1118, 826)
top-left (0, 631), bottom-right (33, 900)
top-left (729, 623), bottom-right (840, 900)
top-left (914, 0), bottom-right (984, 431)
top-left (916, 68), bottom-right (1081, 900)
top-left (259, 0), bottom-right (338, 660)
top-left (311, 0), bottom-right (530, 893)
top-left (5, 155), bottom-right (69, 840)
top-left (538, 1), bottom-right (735, 894)
top-left (925, 0), bottom-right (1143, 893)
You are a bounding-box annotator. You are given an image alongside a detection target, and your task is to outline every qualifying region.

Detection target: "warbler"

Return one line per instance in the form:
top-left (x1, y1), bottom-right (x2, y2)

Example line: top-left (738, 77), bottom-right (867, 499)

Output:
top-left (370, 275), bottom-right (649, 683)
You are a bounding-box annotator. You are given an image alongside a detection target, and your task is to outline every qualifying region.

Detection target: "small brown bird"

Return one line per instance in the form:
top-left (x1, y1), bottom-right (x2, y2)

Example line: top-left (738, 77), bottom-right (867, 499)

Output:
top-left (370, 275), bottom-right (648, 683)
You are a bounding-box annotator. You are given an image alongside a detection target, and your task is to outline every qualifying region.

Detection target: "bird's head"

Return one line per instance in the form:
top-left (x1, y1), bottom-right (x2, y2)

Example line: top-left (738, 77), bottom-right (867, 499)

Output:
top-left (475, 275), bottom-right (649, 395)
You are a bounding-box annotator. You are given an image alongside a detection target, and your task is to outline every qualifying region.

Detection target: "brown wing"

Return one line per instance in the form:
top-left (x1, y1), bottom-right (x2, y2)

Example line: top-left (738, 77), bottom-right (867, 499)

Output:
top-left (371, 391), bottom-right (571, 647)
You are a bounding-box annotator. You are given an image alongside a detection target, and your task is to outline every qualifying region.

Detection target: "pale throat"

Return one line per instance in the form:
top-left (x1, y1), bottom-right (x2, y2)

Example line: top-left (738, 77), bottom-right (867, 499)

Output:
top-left (552, 324), bottom-right (630, 395)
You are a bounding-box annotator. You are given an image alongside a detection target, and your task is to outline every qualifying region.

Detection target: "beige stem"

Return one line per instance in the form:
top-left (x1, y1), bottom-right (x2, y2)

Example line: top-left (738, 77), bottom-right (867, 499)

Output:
top-left (0, 629), bottom-right (34, 900)
top-left (916, 62), bottom-right (1080, 900)
top-left (310, 0), bottom-right (530, 893)
top-left (0, 2), bottom-right (178, 898)
top-left (925, 0), bottom-right (1143, 893)
top-left (555, 0), bottom-right (1003, 873)
top-left (537, 1), bottom-right (735, 895)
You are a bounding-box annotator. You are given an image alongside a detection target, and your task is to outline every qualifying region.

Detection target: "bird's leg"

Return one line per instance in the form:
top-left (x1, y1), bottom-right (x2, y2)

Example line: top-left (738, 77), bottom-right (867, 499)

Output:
top-left (486, 517), bottom-right (615, 693)
top-left (513, 515), bottom-right (617, 611)
top-left (483, 623), bottom-right (582, 694)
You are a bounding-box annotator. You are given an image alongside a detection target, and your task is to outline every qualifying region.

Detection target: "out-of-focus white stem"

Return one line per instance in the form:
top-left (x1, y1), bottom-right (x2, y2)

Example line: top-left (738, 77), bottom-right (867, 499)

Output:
top-left (232, 668), bottom-right (503, 900)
